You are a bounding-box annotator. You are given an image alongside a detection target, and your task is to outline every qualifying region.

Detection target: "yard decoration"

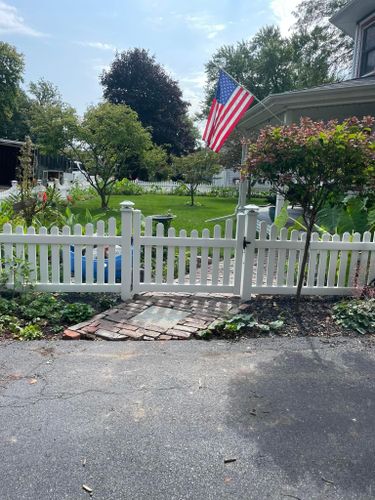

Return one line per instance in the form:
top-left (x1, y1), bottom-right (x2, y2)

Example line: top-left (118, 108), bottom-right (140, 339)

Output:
top-left (246, 116), bottom-right (375, 308)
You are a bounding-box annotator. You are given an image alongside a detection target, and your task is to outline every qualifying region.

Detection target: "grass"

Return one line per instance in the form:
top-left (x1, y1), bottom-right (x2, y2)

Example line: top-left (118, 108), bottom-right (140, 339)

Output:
top-left (72, 194), bottom-right (267, 234)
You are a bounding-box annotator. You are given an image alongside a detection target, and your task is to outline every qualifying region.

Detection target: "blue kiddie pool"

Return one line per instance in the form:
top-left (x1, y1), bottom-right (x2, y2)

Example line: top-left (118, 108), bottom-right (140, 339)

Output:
top-left (70, 246), bottom-right (122, 282)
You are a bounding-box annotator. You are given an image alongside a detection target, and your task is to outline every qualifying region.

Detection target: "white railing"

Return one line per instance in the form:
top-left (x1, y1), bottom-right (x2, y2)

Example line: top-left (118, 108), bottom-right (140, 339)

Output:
top-left (130, 180), bottom-right (271, 194)
top-left (0, 202), bottom-right (374, 299)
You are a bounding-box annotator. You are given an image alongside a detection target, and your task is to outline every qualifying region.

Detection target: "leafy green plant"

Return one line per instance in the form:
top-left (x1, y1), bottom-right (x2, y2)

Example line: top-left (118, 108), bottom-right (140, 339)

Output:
top-left (0, 314), bottom-right (21, 334)
top-left (60, 302), bottom-right (94, 324)
top-left (0, 257), bottom-right (34, 296)
top-left (198, 313), bottom-right (284, 339)
top-left (15, 323), bottom-right (43, 340)
top-left (333, 298), bottom-right (375, 335)
top-left (111, 178), bottom-right (144, 195)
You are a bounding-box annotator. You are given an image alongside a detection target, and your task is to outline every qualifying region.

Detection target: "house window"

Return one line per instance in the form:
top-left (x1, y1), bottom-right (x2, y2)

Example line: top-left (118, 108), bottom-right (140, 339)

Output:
top-left (360, 21), bottom-right (375, 76)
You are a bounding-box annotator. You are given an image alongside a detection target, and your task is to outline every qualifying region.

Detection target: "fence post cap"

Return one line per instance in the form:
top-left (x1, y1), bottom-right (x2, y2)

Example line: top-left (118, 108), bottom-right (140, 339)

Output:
top-left (120, 200), bottom-right (135, 211)
top-left (244, 204), bottom-right (260, 214)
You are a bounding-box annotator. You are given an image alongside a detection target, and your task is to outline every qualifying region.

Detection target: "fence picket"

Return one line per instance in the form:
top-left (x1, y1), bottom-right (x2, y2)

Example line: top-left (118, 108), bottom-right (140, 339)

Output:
top-left (62, 226), bottom-right (71, 284)
top-left (223, 219), bottom-right (233, 285)
top-left (73, 224), bottom-right (83, 285)
top-left (317, 233), bottom-right (331, 286)
top-left (85, 223), bottom-right (94, 284)
top-left (107, 217), bottom-right (117, 285)
top-left (211, 225), bottom-right (221, 285)
top-left (178, 229), bottom-right (187, 284)
top-left (39, 227), bottom-right (49, 284)
top-left (256, 221), bottom-right (268, 286)
top-left (166, 227), bottom-right (176, 284)
top-left (155, 223), bottom-right (164, 284)
top-left (327, 234), bottom-right (340, 287)
top-left (189, 229), bottom-right (198, 285)
top-left (27, 226), bottom-right (37, 282)
top-left (144, 217), bottom-right (153, 283)
top-left (200, 228), bottom-right (210, 285)
top-left (15, 226), bottom-right (24, 286)
top-left (266, 225), bottom-right (278, 286)
top-left (307, 233), bottom-right (319, 287)
top-left (276, 228), bottom-right (288, 286)
top-left (368, 232), bottom-right (375, 285)
top-left (132, 210), bottom-right (142, 292)
top-left (348, 232), bottom-right (361, 287)
top-left (50, 226), bottom-right (60, 284)
top-left (357, 232), bottom-right (371, 286)
top-left (298, 233), bottom-right (307, 285)
top-left (286, 230), bottom-right (299, 286)
top-left (96, 220), bottom-right (105, 284)
top-left (2, 224), bottom-right (13, 284)
top-left (337, 232), bottom-right (351, 287)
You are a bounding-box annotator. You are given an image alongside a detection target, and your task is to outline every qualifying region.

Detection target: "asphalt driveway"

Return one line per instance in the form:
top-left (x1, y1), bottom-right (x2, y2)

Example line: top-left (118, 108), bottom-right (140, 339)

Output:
top-left (0, 337), bottom-right (374, 500)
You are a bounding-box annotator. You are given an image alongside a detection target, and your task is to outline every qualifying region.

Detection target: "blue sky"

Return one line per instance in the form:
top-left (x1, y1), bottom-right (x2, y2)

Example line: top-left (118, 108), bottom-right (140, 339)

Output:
top-left (0, 0), bottom-right (298, 117)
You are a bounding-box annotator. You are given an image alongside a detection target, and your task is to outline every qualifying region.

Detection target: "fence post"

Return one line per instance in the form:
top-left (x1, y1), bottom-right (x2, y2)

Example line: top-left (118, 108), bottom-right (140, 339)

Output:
top-left (240, 204), bottom-right (259, 300)
top-left (120, 200), bottom-right (135, 300)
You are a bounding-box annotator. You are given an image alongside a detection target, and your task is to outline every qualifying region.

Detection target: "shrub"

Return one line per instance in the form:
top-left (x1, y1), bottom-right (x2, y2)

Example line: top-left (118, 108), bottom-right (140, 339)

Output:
top-left (16, 324), bottom-right (43, 341)
top-left (207, 186), bottom-right (238, 198)
top-left (112, 178), bottom-right (144, 195)
top-left (171, 183), bottom-right (189, 196)
top-left (333, 298), bottom-right (375, 335)
top-left (69, 183), bottom-right (96, 202)
top-left (61, 302), bottom-right (94, 324)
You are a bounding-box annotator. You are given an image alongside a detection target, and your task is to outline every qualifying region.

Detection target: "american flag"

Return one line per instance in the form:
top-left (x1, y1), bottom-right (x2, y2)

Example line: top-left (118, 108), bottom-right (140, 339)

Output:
top-left (202, 70), bottom-right (254, 153)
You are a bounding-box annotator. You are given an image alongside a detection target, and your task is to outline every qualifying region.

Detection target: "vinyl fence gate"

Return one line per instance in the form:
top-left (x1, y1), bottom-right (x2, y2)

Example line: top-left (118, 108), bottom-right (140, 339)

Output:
top-left (0, 200), bottom-right (374, 299)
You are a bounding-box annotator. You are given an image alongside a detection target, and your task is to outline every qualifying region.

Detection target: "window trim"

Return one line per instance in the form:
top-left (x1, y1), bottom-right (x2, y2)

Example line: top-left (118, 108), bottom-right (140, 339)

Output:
top-left (355, 13), bottom-right (375, 77)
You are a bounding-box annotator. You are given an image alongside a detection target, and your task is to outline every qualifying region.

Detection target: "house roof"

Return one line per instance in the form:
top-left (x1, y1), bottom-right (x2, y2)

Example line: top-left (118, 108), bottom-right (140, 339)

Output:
top-left (330, 0), bottom-right (375, 38)
top-left (238, 75), bottom-right (375, 131)
top-left (0, 138), bottom-right (24, 148)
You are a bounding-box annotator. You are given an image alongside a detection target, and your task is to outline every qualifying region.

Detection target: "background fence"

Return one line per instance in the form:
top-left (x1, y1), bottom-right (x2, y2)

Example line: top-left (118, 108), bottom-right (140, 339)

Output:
top-left (0, 201), bottom-right (374, 299)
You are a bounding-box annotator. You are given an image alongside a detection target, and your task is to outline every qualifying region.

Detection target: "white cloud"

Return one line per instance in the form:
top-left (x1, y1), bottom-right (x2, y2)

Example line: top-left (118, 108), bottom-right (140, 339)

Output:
top-left (179, 71), bottom-right (206, 116)
top-left (0, 1), bottom-right (44, 36)
top-left (78, 41), bottom-right (117, 51)
top-left (270, 0), bottom-right (299, 36)
top-left (181, 13), bottom-right (226, 39)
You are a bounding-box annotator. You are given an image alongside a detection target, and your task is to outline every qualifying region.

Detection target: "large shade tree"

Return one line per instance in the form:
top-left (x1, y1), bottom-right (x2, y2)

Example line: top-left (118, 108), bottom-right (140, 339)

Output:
top-left (101, 48), bottom-right (197, 156)
top-left (0, 42), bottom-right (28, 139)
top-left (246, 117), bottom-right (375, 307)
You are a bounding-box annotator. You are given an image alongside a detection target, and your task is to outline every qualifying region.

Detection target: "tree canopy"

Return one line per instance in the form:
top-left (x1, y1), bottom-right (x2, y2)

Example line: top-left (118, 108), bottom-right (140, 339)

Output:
top-left (70, 102), bottom-right (166, 208)
top-left (101, 48), bottom-right (197, 156)
top-left (203, 25), bottom-right (335, 114)
top-left (293, 0), bottom-right (353, 73)
top-left (172, 149), bottom-right (221, 206)
top-left (0, 42), bottom-right (27, 139)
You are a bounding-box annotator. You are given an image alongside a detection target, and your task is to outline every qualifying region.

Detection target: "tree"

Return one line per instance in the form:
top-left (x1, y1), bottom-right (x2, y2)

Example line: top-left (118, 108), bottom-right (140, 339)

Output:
top-left (70, 102), bottom-right (158, 209)
top-left (246, 117), bottom-right (375, 307)
top-left (28, 79), bottom-right (78, 156)
top-left (172, 150), bottom-right (222, 206)
top-left (0, 42), bottom-right (25, 139)
top-left (101, 48), bottom-right (196, 156)
top-left (202, 25), bottom-right (335, 115)
top-left (293, 0), bottom-right (353, 74)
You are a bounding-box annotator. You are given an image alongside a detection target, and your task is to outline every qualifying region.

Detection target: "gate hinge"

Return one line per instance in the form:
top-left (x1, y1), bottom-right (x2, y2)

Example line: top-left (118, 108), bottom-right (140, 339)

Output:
top-left (243, 237), bottom-right (251, 250)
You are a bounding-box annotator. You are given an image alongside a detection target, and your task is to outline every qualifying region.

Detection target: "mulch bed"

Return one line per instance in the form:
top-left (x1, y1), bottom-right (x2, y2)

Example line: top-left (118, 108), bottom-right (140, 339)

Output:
top-left (215, 296), bottom-right (369, 339)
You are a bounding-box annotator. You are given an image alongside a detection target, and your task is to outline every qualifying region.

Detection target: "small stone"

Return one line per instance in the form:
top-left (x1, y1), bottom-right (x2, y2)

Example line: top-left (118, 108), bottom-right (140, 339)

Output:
top-left (83, 325), bottom-right (99, 334)
top-left (69, 321), bottom-right (90, 331)
top-left (167, 329), bottom-right (191, 339)
top-left (63, 329), bottom-right (81, 340)
top-left (143, 335), bottom-right (156, 341)
top-left (118, 329), bottom-right (144, 339)
top-left (95, 329), bottom-right (127, 341)
top-left (158, 334), bottom-right (172, 340)
top-left (173, 324), bottom-right (199, 333)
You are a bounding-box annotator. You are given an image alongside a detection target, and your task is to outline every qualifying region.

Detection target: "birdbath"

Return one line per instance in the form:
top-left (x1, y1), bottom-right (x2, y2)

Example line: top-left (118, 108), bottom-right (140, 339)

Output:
top-left (150, 214), bottom-right (175, 235)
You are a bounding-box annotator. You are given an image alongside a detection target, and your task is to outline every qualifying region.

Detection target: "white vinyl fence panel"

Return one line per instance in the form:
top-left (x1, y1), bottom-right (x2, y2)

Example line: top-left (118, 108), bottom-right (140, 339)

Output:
top-left (0, 201), bottom-right (374, 299)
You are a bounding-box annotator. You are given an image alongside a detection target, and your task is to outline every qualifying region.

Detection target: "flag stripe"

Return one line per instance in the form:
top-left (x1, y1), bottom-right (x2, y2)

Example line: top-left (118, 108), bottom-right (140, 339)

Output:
top-left (211, 94), bottom-right (254, 152)
top-left (202, 69), bottom-right (255, 153)
top-left (209, 89), bottom-right (249, 149)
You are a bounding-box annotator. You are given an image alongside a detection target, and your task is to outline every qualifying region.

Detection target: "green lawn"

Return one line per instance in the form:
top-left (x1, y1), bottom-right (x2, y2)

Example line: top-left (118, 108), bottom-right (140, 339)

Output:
top-left (72, 194), bottom-right (267, 234)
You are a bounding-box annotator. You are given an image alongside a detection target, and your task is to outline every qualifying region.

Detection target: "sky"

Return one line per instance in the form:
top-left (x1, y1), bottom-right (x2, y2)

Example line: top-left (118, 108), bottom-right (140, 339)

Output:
top-left (0, 0), bottom-right (300, 117)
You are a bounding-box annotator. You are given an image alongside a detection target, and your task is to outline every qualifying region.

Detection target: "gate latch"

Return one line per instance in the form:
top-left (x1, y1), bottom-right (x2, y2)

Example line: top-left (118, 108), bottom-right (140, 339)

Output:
top-left (243, 237), bottom-right (251, 250)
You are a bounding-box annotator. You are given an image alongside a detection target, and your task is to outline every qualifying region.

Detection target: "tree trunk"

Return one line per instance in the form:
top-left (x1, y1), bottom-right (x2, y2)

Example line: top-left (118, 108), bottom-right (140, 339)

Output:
top-left (295, 218), bottom-right (315, 311)
top-left (100, 192), bottom-right (108, 209)
top-left (190, 186), bottom-right (195, 206)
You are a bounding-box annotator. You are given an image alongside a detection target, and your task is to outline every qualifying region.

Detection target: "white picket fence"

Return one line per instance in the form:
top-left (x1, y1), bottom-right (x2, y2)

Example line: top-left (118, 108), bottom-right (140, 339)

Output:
top-left (0, 201), bottom-right (374, 300)
top-left (130, 180), bottom-right (271, 194)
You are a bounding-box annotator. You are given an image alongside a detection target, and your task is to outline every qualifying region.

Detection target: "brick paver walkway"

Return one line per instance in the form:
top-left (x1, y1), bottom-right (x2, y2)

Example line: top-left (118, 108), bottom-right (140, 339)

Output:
top-left (64, 293), bottom-right (243, 341)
